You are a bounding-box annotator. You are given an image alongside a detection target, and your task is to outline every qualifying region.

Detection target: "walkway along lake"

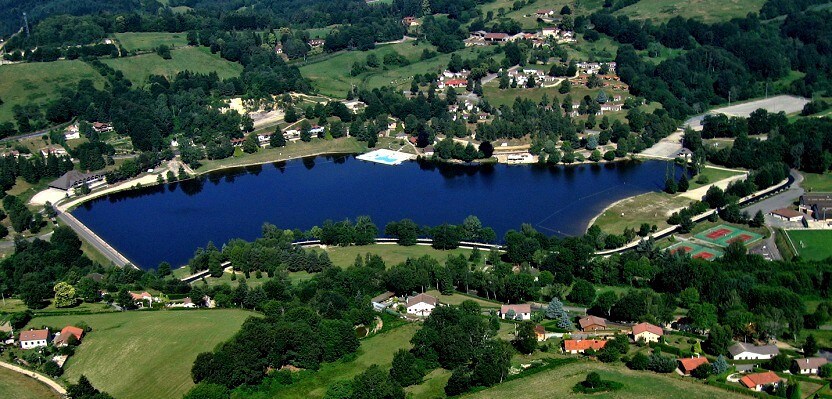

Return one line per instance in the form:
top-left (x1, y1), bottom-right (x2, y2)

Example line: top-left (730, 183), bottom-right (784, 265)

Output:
top-left (72, 155), bottom-right (681, 269)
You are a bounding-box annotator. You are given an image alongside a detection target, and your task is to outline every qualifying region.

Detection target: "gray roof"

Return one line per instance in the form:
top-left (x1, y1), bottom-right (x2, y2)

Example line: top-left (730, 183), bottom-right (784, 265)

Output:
top-left (48, 170), bottom-right (103, 191)
top-left (729, 342), bottom-right (780, 357)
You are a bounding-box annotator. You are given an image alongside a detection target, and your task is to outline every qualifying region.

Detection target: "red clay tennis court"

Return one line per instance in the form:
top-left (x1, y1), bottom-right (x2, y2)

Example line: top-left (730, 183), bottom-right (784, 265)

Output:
top-left (706, 228), bottom-right (732, 239)
top-left (693, 252), bottom-right (715, 260)
top-left (727, 234), bottom-right (754, 244)
top-left (670, 246), bottom-right (694, 254)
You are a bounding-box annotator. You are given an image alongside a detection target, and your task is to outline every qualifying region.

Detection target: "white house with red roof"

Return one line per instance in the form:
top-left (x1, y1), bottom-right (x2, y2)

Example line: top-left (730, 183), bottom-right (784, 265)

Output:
top-left (20, 328), bottom-right (50, 349)
top-left (632, 322), bottom-right (663, 343)
top-left (406, 293), bottom-right (438, 316)
top-left (53, 325), bottom-right (84, 347)
top-left (499, 304), bottom-right (532, 320)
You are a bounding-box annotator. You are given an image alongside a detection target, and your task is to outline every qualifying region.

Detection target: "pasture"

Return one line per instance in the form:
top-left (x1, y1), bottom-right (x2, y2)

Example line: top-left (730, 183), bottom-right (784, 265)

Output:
top-left (103, 47), bottom-right (243, 85)
top-left (26, 310), bottom-right (254, 399)
top-left (614, 0), bottom-right (767, 23)
top-left (787, 230), bottom-right (832, 261)
top-left (114, 32), bottom-right (189, 52)
top-left (0, 60), bottom-right (106, 124)
top-left (0, 366), bottom-right (60, 399)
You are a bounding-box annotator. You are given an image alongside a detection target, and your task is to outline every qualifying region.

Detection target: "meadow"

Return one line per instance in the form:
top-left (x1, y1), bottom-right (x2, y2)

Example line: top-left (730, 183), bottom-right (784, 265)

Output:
top-left (26, 310), bottom-right (254, 399)
top-left (0, 60), bottom-right (106, 124)
top-left (318, 244), bottom-right (477, 268)
top-left (802, 172), bottom-right (832, 192)
top-left (0, 366), bottom-right (60, 399)
top-left (787, 230), bottom-right (832, 261)
top-left (103, 47), bottom-right (243, 85)
top-left (614, 0), bottom-right (767, 23)
top-left (114, 32), bottom-right (189, 52)
top-left (590, 191), bottom-right (692, 235)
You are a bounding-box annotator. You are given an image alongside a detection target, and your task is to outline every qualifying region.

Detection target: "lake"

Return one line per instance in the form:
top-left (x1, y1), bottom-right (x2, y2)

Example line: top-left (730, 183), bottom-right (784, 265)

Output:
top-left (72, 156), bottom-right (679, 268)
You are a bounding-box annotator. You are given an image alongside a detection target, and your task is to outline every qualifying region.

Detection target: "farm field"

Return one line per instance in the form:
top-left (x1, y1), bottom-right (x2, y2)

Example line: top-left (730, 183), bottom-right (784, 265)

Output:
top-left (0, 366), bottom-right (61, 399)
top-left (615, 0), bottom-right (767, 23)
top-left (786, 230), bottom-right (832, 261)
top-left (802, 172), bottom-right (832, 192)
top-left (114, 32), bottom-right (189, 52)
top-left (319, 244), bottom-right (476, 268)
top-left (103, 46), bottom-right (243, 85)
top-left (464, 361), bottom-right (740, 399)
top-left (26, 310), bottom-right (254, 399)
top-left (0, 60), bottom-right (106, 124)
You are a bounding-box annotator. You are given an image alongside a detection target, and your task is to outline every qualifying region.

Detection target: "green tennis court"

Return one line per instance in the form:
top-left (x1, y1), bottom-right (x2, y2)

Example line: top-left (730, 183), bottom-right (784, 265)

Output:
top-left (667, 242), bottom-right (723, 261)
top-left (695, 224), bottom-right (762, 247)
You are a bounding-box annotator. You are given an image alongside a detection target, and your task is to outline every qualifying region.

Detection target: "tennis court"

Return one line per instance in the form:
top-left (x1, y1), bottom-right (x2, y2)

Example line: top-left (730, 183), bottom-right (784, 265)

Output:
top-left (695, 224), bottom-right (762, 247)
top-left (667, 241), bottom-right (723, 260)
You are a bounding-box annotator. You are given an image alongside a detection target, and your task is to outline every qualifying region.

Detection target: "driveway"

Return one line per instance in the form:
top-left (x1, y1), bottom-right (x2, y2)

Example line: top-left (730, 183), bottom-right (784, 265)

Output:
top-left (742, 170), bottom-right (805, 261)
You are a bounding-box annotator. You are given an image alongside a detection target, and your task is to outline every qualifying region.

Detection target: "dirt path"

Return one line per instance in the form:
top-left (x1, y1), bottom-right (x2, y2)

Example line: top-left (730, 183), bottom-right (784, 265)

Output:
top-left (0, 360), bottom-right (67, 395)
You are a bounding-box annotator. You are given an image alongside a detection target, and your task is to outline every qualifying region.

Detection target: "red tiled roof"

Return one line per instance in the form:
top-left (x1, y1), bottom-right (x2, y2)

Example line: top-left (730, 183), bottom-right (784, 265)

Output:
top-left (632, 322), bottom-right (663, 336)
top-left (501, 304), bottom-right (531, 314)
top-left (61, 326), bottom-right (84, 341)
top-left (130, 291), bottom-right (151, 301)
top-left (444, 79), bottom-right (467, 86)
top-left (20, 329), bottom-right (49, 341)
top-left (678, 357), bottom-right (709, 374)
top-left (406, 293), bottom-right (437, 308)
top-left (534, 325), bottom-right (546, 335)
top-left (740, 371), bottom-right (782, 389)
top-left (563, 339), bottom-right (606, 352)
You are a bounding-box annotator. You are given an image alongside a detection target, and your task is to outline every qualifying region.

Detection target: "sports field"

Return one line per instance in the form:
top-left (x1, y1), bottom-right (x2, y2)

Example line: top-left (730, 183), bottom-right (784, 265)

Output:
top-left (114, 32), bottom-right (189, 52)
top-left (103, 47), bottom-right (243, 85)
top-left (27, 310), bottom-right (254, 399)
top-left (695, 224), bottom-right (762, 247)
top-left (666, 241), bottom-right (723, 260)
top-left (786, 230), bottom-right (832, 261)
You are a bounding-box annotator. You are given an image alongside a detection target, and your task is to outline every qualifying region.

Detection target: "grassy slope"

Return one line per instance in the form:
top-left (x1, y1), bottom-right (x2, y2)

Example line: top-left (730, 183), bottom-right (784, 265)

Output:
top-left (114, 32), bottom-right (189, 52)
top-left (787, 230), bottom-right (832, 261)
top-left (27, 310), bottom-right (254, 399)
top-left (103, 46), bottom-right (242, 85)
top-left (802, 172), bottom-right (832, 192)
top-left (318, 244), bottom-right (475, 268)
top-left (0, 60), bottom-right (106, 124)
top-left (0, 366), bottom-right (60, 399)
top-left (615, 0), bottom-right (766, 23)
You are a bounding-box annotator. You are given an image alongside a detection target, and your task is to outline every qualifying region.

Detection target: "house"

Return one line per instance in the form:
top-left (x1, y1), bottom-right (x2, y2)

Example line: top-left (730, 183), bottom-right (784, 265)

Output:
top-left (535, 9), bottom-right (555, 17)
top-left (182, 297), bottom-right (196, 308)
top-left (562, 339), bottom-right (606, 354)
top-left (40, 145), bottom-right (68, 158)
top-left (440, 79), bottom-right (467, 89)
top-left (19, 329), bottom-right (49, 349)
top-left (130, 291), bottom-right (153, 307)
top-left (541, 27), bottom-right (558, 37)
top-left (800, 193), bottom-right (832, 220)
top-left (284, 129), bottom-right (300, 140)
top-left (423, 146), bottom-right (435, 157)
top-left (534, 325), bottom-right (546, 342)
top-left (578, 315), bottom-right (607, 332)
top-left (739, 371), bottom-right (783, 391)
top-left (632, 322), bottom-right (663, 343)
top-left (274, 43), bottom-right (283, 54)
top-left (308, 39), bottom-right (325, 47)
top-left (500, 304), bottom-right (532, 320)
top-left (406, 293), bottom-right (438, 316)
top-left (231, 137), bottom-right (246, 147)
top-left (48, 170), bottom-right (106, 191)
top-left (793, 357), bottom-right (827, 375)
top-left (53, 325), bottom-right (84, 347)
top-left (678, 357), bottom-right (709, 375)
top-left (728, 342), bottom-right (780, 360)
top-left (92, 122), bottom-right (113, 133)
top-left (484, 33), bottom-right (510, 43)
top-left (770, 208), bottom-right (804, 222)
top-left (464, 36), bottom-right (486, 47)
top-left (402, 17), bottom-right (419, 27)
top-left (65, 125), bottom-right (81, 140)
top-left (371, 291), bottom-right (396, 311)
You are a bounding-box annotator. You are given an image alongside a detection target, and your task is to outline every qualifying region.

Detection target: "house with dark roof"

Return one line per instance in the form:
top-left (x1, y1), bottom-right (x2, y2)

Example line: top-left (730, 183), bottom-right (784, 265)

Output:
top-left (49, 170), bottom-right (105, 191)
top-left (770, 208), bottom-right (804, 222)
top-left (729, 342), bottom-right (780, 360)
top-left (739, 371), bottom-right (782, 391)
top-left (793, 357), bottom-right (827, 374)
top-left (20, 329), bottom-right (50, 349)
top-left (406, 293), bottom-right (438, 316)
top-left (578, 315), bottom-right (607, 331)
top-left (678, 357), bottom-right (709, 375)
top-left (800, 193), bottom-right (832, 220)
top-left (534, 325), bottom-right (546, 341)
top-left (499, 304), bottom-right (531, 320)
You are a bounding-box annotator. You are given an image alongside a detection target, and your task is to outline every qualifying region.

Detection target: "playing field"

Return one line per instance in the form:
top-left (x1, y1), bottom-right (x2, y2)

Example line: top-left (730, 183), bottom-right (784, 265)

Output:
top-left (666, 241), bottom-right (723, 260)
top-left (695, 224), bottom-right (762, 247)
top-left (0, 60), bottom-right (107, 124)
top-left (0, 366), bottom-right (61, 399)
top-left (786, 230), bottom-right (832, 261)
top-left (614, 0), bottom-right (766, 23)
top-left (27, 310), bottom-right (254, 399)
top-left (103, 46), bottom-right (243, 85)
top-left (114, 32), bottom-right (189, 52)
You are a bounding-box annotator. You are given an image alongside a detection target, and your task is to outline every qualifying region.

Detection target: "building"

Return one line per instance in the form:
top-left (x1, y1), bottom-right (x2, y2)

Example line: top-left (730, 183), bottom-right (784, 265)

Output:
top-left (800, 193), bottom-right (832, 220)
top-left (402, 17), bottom-right (419, 27)
top-left (793, 357), bottom-right (827, 375)
top-left (130, 291), bottom-right (154, 308)
top-left (483, 33), bottom-right (510, 43)
top-left (230, 137), bottom-right (246, 147)
top-left (65, 125), bottom-right (81, 140)
top-left (728, 342), bottom-right (780, 360)
top-left (769, 208), bottom-right (804, 222)
top-left (41, 145), bottom-right (68, 158)
top-left (632, 322), bottom-right (663, 343)
top-left (534, 325), bottom-right (546, 342)
top-left (53, 325), bottom-right (84, 347)
top-left (739, 371), bottom-right (783, 391)
top-left (562, 339), bottom-right (606, 354)
top-left (578, 315), bottom-right (607, 332)
top-left (308, 39), bottom-right (325, 47)
top-left (20, 329), bottom-right (49, 349)
top-left (535, 9), bottom-right (555, 17)
top-left (541, 27), bottom-right (558, 37)
top-left (48, 170), bottom-right (106, 191)
top-left (677, 357), bottom-right (709, 375)
top-left (371, 291), bottom-right (396, 311)
top-left (439, 79), bottom-right (467, 89)
top-left (406, 293), bottom-right (438, 316)
top-left (92, 122), bottom-right (114, 133)
top-left (423, 146), bottom-right (435, 157)
top-left (499, 304), bottom-right (532, 320)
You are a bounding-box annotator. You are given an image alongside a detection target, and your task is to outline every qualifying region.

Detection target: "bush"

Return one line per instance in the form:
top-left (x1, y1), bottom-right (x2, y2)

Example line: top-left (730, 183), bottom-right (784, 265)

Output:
top-left (572, 372), bottom-right (623, 394)
top-left (627, 352), bottom-right (649, 370)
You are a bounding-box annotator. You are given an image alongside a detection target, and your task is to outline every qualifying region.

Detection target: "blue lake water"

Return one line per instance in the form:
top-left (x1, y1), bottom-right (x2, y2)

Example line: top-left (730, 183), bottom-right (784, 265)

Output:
top-left (72, 156), bottom-right (679, 269)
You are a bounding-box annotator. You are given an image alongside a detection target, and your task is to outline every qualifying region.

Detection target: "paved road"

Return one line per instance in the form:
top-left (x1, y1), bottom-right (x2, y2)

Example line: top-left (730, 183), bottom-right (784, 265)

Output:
top-left (0, 360), bottom-right (67, 395)
top-left (0, 231), bottom-right (53, 249)
top-left (742, 170), bottom-right (805, 261)
top-left (57, 211), bottom-right (132, 268)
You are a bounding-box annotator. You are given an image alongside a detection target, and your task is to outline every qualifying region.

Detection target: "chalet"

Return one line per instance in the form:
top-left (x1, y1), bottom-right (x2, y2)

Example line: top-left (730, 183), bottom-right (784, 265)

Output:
top-left (484, 33), bottom-right (510, 43)
top-left (499, 304), bottom-right (532, 320)
top-left (562, 339), bottom-right (606, 354)
top-left (48, 170), bottom-right (106, 191)
top-left (799, 193), bottom-right (832, 220)
top-left (728, 342), bottom-right (780, 360)
top-left (678, 357), bottom-right (709, 375)
top-left (92, 122), bottom-right (113, 133)
top-left (578, 315), bottom-right (607, 332)
top-left (769, 208), bottom-right (804, 222)
top-left (739, 371), bottom-right (783, 391)
top-left (53, 325), bottom-right (84, 347)
top-left (534, 325), bottom-right (546, 342)
top-left (793, 357), bottom-right (827, 375)
top-left (406, 293), bottom-right (438, 316)
top-left (632, 322), bottom-right (663, 343)
top-left (20, 329), bottom-right (49, 349)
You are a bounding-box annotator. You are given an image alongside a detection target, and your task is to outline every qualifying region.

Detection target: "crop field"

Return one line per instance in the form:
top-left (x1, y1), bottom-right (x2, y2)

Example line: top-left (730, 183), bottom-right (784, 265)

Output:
top-left (114, 32), bottom-right (190, 52)
top-left (614, 0), bottom-right (767, 23)
top-left (0, 366), bottom-right (60, 399)
top-left (786, 230), bottom-right (832, 261)
top-left (0, 60), bottom-right (106, 124)
top-left (26, 310), bottom-right (254, 399)
top-left (103, 47), bottom-right (243, 85)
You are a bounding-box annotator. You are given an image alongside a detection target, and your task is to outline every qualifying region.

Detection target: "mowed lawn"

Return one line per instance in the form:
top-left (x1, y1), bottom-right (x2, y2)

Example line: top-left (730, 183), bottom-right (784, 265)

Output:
top-left (27, 310), bottom-right (255, 399)
top-left (802, 172), bottom-right (832, 192)
top-left (319, 244), bottom-right (476, 268)
top-left (787, 230), bottom-right (832, 261)
top-left (0, 60), bottom-right (106, 124)
top-left (614, 0), bottom-right (766, 23)
top-left (114, 32), bottom-right (189, 52)
top-left (103, 46), bottom-right (243, 85)
top-left (465, 361), bottom-right (740, 399)
top-left (0, 366), bottom-right (60, 399)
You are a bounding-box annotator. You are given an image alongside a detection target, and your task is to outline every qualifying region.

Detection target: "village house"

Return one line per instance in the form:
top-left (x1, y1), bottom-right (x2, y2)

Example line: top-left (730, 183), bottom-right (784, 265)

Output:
top-left (534, 325), bottom-right (546, 342)
top-left (41, 145), bottom-right (68, 158)
top-left (92, 122), bottom-right (114, 133)
top-left (499, 304), bottom-right (532, 320)
top-left (406, 293), bottom-right (438, 316)
top-left (728, 342), bottom-right (780, 360)
top-left (793, 357), bottom-right (827, 374)
top-left (739, 371), bottom-right (783, 391)
top-left (677, 356), bottom-right (709, 375)
top-left (632, 322), bottom-right (663, 343)
top-left (53, 325), bottom-right (84, 347)
top-left (371, 291), bottom-right (396, 311)
top-left (130, 291), bottom-right (154, 308)
top-left (483, 33), bottom-right (509, 43)
top-left (562, 339), bottom-right (606, 354)
top-left (308, 39), bottom-right (325, 47)
top-left (578, 315), bottom-right (607, 332)
top-left (769, 208), bottom-right (804, 222)
top-left (19, 328), bottom-right (50, 349)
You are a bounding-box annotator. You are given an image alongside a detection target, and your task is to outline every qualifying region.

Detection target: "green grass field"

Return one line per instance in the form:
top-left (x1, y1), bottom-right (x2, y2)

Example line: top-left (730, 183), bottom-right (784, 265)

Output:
top-left (614, 0), bottom-right (766, 23)
top-left (424, 290), bottom-right (502, 309)
top-left (802, 172), bottom-right (832, 192)
top-left (591, 191), bottom-right (693, 235)
top-left (318, 244), bottom-right (476, 268)
top-left (688, 167), bottom-right (746, 190)
top-left (195, 136), bottom-right (367, 173)
top-left (479, 0), bottom-right (605, 30)
top-left (27, 310), bottom-right (254, 399)
top-left (103, 47), bottom-right (243, 85)
top-left (464, 361), bottom-right (740, 399)
top-left (787, 230), bottom-right (832, 261)
top-left (0, 366), bottom-right (60, 399)
top-left (0, 60), bottom-right (106, 124)
top-left (114, 32), bottom-right (189, 52)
